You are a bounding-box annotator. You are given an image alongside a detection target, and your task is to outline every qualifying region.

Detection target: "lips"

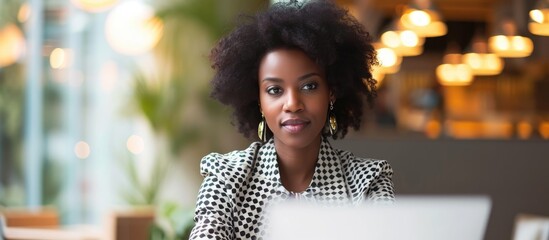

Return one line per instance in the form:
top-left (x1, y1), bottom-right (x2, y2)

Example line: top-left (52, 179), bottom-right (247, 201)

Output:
top-left (281, 118), bottom-right (310, 133)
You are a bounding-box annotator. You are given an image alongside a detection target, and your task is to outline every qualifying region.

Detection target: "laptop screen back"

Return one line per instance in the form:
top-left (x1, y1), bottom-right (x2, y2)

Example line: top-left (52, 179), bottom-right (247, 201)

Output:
top-left (266, 196), bottom-right (491, 240)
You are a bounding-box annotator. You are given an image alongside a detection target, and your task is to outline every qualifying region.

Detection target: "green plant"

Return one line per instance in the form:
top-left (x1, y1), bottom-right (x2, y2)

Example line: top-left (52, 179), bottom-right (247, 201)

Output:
top-left (0, 0), bottom-right (21, 28)
top-left (0, 62), bottom-right (25, 206)
top-left (119, 151), bottom-right (169, 205)
top-left (123, 0), bottom-right (267, 239)
top-left (149, 202), bottom-right (195, 240)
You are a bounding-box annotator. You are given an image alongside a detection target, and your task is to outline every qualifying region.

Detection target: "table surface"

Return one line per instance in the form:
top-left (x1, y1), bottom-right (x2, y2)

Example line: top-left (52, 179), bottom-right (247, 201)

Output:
top-left (3, 225), bottom-right (105, 240)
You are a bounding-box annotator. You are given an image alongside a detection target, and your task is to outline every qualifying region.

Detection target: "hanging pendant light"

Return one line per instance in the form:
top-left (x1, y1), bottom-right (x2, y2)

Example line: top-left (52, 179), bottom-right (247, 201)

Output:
top-left (529, 0), bottom-right (549, 36)
top-left (436, 55), bottom-right (474, 86)
top-left (400, 0), bottom-right (447, 37)
top-left (380, 18), bottom-right (425, 57)
top-left (436, 44), bottom-right (473, 87)
top-left (463, 32), bottom-right (504, 76)
top-left (488, 20), bottom-right (533, 58)
top-left (374, 43), bottom-right (402, 74)
top-left (371, 43), bottom-right (402, 85)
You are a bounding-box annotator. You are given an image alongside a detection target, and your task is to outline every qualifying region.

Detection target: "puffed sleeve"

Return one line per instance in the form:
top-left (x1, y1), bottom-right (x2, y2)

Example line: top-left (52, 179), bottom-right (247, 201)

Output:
top-left (190, 143), bottom-right (259, 240)
top-left (190, 153), bottom-right (235, 240)
top-left (365, 160), bottom-right (395, 204)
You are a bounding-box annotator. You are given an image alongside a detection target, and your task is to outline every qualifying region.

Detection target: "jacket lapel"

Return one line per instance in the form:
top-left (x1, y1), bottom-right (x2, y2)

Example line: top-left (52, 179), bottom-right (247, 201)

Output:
top-left (309, 138), bottom-right (350, 204)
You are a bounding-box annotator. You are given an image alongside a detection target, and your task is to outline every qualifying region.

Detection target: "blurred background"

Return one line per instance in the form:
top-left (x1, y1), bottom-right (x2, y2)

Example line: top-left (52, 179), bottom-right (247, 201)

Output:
top-left (0, 0), bottom-right (548, 239)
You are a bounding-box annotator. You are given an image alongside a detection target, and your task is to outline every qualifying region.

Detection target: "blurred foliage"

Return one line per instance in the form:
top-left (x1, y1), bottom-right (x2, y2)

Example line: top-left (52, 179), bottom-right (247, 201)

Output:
top-left (0, 62), bottom-right (25, 206)
top-left (130, 0), bottom-right (268, 156)
top-left (155, 0), bottom-right (267, 38)
top-left (149, 202), bottom-right (195, 240)
top-left (124, 0), bottom-right (267, 238)
top-left (0, 64), bottom-right (63, 207)
top-left (119, 150), bottom-right (169, 205)
top-left (0, 0), bottom-right (64, 207)
top-left (38, 80), bottom-right (64, 207)
top-left (0, 0), bottom-right (21, 28)
top-left (41, 157), bottom-right (63, 206)
top-left (131, 73), bottom-right (203, 156)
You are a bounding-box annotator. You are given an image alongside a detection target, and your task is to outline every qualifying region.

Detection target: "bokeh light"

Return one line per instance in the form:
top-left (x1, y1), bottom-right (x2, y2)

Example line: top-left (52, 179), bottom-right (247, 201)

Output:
top-left (105, 1), bottom-right (163, 55)
top-left (18, 3), bottom-right (31, 23)
top-left (71, 0), bottom-right (117, 12)
top-left (0, 24), bottom-right (25, 68)
top-left (74, 141), bottom-right (91, 159)
top-left (126, 135), bottom-right (145, 155)
top-left (50, 48), bottom-right (73, 69)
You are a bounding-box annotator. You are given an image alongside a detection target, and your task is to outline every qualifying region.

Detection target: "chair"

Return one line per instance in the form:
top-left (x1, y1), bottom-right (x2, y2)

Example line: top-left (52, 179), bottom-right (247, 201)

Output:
top-left (0, 208), bottom-right (59, 228)
top-left (513, 214), bottom-right (549, 240)
top-left (105, 207), bottom-right (155, 240)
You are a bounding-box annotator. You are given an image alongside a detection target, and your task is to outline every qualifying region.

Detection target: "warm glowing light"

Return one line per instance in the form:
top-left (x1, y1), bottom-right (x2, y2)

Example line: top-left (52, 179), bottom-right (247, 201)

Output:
top-left (493, 35), bottom-right (509, 50)
top-left (463, 53), bottom-right (504, 76)
top-left (540, 122), bottom-right (549, 139)
top-left (436, 63), bottom-right (473, 86)
top-left (528, 8), bottom-right (549, 36)
top-left (425, 119), bottom-right (442, 139)
top-left (400, 8), bottom-right (447, 37)
top-left (381, 30), bottom-right (424, 56)
top-left (400, 30), bottom-right (419, 47)
top-left (530, 9), bottom-right (545, 23)
top-left (371, 66), bottom-right (386, 85)
top-left (529, 22), bottom-right (549, 35)
top-left (71, 0), bottom-right (117, 12)
top-left (489, 35), bottom-right (533, 58)
top-left (0, 24), bottom-right (25, 68)
top-left (517, 121), bottom-right (533, 139)
top-left (446, 120), bottom-right (513, 139)
top-left (50, 48), bottom-right (73, 69)
top-left (375, 47), bottom-right (401, 74)
top-left (105, 1), bottom-right (163, 55)
top-left (378, 50), bottom-right (397, 67)
top-left (377, 48), bottom-right (397, 67)
top-left (512, 36), bottom-right (526, 50)
top-left (75, 141), bottom-right (91, 159)
top-left (381, 31), bottom-right (400, 48)
top-left (18, 3), bottom-right (31, 23)
top-left (408, 10), bottom-right (431, 26)
top-left (127, 135), bottom-right (145, 155)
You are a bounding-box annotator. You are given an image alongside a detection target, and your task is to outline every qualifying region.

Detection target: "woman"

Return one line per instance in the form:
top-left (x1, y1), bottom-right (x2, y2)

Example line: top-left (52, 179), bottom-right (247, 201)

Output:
top-left (190, 1), bottom-right (394, 239)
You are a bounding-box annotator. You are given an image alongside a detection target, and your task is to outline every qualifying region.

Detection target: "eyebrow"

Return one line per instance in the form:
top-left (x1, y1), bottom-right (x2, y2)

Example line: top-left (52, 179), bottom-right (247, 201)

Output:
top-left (261, 73), bottom-right (321, 83)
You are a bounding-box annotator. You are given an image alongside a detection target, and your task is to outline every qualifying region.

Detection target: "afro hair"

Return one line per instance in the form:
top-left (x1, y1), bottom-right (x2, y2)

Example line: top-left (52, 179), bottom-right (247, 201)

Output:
top-left (210, 0), bottom-right (378, 140)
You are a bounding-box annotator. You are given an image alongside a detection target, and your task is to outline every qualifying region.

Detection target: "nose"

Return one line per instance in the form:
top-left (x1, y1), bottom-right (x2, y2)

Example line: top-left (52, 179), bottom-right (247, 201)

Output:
top-left (283, 89), bottom-right (304, 113)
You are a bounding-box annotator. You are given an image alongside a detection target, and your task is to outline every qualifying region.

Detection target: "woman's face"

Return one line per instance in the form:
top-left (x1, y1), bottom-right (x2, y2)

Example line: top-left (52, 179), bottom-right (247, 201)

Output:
top-left (258, 48), bottom-right (331, 149)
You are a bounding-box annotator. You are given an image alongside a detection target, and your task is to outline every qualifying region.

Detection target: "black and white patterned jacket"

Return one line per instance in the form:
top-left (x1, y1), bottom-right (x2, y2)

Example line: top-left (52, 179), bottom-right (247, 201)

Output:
top-left (190, 137), bottom-right (395, 240)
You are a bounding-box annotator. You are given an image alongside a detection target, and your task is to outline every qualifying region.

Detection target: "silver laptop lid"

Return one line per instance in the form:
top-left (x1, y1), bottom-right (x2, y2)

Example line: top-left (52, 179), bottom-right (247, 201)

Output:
top-left (266, 195), bottom-right (491, 240)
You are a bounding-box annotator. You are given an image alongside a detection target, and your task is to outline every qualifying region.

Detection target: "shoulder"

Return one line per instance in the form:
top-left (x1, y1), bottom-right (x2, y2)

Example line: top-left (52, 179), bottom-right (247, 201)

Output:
top-left (335, 148), bottom-right (395, 203)
top-left (200, 141), bottom-right (262, 181)
top-left (336, 149), bottom-right (393, 177)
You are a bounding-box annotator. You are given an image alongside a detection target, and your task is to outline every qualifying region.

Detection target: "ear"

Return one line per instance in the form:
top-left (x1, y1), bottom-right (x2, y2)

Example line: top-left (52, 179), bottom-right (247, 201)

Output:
top-left (329, 91), bottom-right (336, 103)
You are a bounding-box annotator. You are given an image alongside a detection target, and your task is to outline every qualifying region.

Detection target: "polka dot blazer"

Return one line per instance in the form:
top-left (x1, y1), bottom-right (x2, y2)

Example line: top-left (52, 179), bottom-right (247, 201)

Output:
top-left (190, 137), bottom-right (395, 239)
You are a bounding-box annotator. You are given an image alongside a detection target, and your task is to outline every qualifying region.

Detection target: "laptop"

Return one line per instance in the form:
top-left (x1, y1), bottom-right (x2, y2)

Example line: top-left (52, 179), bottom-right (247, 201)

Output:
top-left (265, 195), bottom-right (491, 240)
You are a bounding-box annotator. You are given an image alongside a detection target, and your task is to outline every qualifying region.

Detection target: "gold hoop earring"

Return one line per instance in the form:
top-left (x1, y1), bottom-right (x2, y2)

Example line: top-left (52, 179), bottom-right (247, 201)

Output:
top-left (329, 101), bottom-right (337, 136)
top-left (258, 114), bottom-right (267, 141)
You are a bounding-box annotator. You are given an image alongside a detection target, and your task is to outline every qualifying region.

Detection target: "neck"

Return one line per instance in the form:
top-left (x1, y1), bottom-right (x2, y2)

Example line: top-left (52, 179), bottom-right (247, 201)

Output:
top-left (274, 136), bottom-right (322, 193)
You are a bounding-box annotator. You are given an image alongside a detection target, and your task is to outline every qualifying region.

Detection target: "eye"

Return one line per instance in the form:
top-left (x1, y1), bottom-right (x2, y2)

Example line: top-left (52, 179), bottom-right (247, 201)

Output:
top-left (266, 86), bottom-right (283, 95)
top-left (302, 82), bottom-right (318, 91)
